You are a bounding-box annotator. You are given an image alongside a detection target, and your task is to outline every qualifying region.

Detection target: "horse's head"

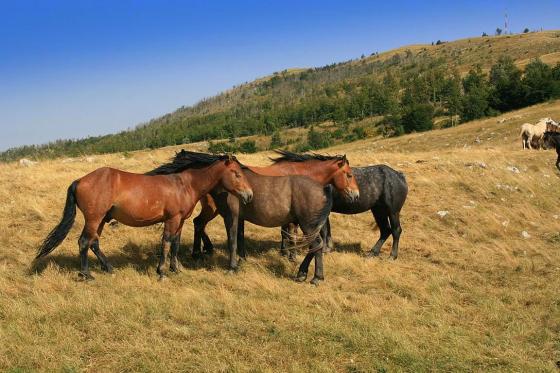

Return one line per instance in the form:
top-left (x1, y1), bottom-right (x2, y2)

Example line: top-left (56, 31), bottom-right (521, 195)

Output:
top-left (220, 155), bottom-right (253, 204)
top-left (545, 118), bottom-right (559, 130)
top-left (331, 155), bottom-right (360, 202)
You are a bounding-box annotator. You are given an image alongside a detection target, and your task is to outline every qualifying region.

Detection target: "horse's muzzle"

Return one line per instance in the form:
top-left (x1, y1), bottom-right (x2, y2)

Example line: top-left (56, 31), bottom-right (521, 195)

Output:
top-left (239, 190), bottom-right (253, 204)
top-left (345, 189), bottom-right (360, 202)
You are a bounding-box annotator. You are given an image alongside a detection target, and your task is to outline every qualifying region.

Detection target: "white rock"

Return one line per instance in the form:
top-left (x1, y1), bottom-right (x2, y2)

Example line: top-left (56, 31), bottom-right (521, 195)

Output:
top-left (502, 220), bottom-right (509, 227)
top-left (19, 158), bottom-right (37, 167)
top-left (85, 157), bottom-right (95, 163)
top-left (506, 166), bottom-right (520, 174)
top-left (521, 231), bottom-right (531, 239)
top-left (553, 215), bottom-right (559, 220)
top-left (437, 210), bottom-right (449, 218)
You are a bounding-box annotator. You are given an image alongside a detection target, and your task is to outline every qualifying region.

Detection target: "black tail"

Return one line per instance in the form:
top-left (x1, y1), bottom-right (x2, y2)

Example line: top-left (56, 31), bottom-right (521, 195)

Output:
top-left (311, 184), bottom-right (333, 229)
top-left (36, 181), bottom-right (78, 259)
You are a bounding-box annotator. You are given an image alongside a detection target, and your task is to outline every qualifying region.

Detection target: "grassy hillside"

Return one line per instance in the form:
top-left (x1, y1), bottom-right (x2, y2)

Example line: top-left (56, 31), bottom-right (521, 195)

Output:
top-left (2, 30), bottom-right (560, 161)
top-left (1, 100), bottom-right (559, 371)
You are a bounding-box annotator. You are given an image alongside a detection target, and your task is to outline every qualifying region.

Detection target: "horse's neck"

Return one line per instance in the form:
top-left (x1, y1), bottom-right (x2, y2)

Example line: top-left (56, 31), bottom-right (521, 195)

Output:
top-left (180, 164), bottom-right (224, 201)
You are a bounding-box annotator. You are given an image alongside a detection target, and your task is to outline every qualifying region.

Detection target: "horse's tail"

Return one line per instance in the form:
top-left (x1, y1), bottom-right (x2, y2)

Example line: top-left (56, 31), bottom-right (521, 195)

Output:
top-left (36, 180), bottom-right (79, 259)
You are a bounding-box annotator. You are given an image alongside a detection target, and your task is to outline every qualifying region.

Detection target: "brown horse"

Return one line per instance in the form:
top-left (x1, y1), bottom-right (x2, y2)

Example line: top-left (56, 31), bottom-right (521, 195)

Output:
top-left (36, 151), bottom-right (253, 280)
top-left (152, 151), bottom-right (334, 283)
top-left (192, 150), bottom-right (360, 259)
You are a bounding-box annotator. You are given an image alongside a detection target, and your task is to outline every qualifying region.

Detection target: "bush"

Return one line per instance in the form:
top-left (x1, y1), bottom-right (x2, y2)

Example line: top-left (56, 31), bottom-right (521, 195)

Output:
top-left (238, 140), bottom-right (258, 153)
top-left (401, 103), bottom-right (434, 133)
top-left (307, 126), bottom-right (332, 149)
top-left (269, 131), bottom-right (283, 149)
top-left (352, 126), bottom-right (367, 139)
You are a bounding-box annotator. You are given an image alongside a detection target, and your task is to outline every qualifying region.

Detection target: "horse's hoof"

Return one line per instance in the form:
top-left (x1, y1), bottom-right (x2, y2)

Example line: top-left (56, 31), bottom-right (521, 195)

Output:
top-left (388, 255), bottom-right (398, 261)
top-left (158, 274), bottom-right (167, 281)
top-left (288, 255), bottom-right (297, 263)
top-left (279, 250), bottom-right (288, 257)
top-left (366, 250), bottom-right (381, 258)
top-left (101, 264), bottom-right (113, 273)
top-left (204, 248), bottom-right (214, 257)
top-left (295, 272), bottom-right (307, 282)
top-left (310, 276), bottom-right (323, 286)
top-left (192, 252), bottom-right (203, 260)
top-left (78, 272), bottom-right (94, 281)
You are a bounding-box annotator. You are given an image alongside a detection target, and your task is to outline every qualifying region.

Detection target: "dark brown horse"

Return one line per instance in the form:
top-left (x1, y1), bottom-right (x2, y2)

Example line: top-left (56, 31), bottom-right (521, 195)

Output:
top-left (285, 164), bottom-right (408, 259)
top-left (155, 151), bottom-right (334, 284)
top-left (36, 151), bottom-right (253, 280)
top-left (192, 150), bottom-right (359, 259)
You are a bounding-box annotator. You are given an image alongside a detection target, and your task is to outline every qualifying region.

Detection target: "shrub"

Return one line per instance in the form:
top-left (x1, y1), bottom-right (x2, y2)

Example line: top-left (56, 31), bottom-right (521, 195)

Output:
top-left (401, 103), bottom-right (434, 133)
top-left (307, 126), bottom-right (332, 149)
top-left (238, 140), bottom-right (258, 153)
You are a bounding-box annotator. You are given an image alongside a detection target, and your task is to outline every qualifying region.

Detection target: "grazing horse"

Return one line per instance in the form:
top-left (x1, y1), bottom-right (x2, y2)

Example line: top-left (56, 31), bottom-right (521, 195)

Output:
top-left (285, 164), bottom-right (408, 259)
top-left (543, 132), bottom-right (560, 170)
top-left (157, 151), bottom-right (334, 284)
top-left (192, 150), bottom-right (360, 259)
top-left (35, 151), bottom-right (253, 280)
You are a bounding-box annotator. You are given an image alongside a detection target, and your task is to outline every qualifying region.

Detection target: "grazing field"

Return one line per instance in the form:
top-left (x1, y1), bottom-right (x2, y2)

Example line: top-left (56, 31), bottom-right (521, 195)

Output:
top-left (1, 101), bottom-right (560, 372)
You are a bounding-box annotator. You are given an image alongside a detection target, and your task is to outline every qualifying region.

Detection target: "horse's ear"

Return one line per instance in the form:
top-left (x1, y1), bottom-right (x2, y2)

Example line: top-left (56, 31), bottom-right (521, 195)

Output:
top-left (338, 155), bottom-right (348, 168)
top-left (225, 153), bottom-right (234, 165)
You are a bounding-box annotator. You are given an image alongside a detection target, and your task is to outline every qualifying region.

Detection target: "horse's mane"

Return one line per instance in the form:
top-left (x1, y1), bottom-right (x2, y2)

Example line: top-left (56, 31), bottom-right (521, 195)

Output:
top-left (270, 150), bottom-right (346, 164)
top-left (146, 150), bottom-right (242, 175)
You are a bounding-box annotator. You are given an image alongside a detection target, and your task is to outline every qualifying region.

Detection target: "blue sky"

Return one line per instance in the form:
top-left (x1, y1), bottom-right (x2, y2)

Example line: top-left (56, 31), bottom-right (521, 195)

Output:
top-left (0, 0), bottom-right (558, 150)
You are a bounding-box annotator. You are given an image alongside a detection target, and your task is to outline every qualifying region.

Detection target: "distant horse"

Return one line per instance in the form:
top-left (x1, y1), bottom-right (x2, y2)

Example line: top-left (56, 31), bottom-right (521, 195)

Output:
top-left (192, 150), bottom-right (360, 260)
top-left (159, 151), bottom-right (335, 284)
top-left (544, 121), bottom-right (560, 170)
top-left (35, 151), bottom-right (253, 280)
top-left (520, 118), bottom-right (556, 150)
top-left (285, 164), bottom-right (408, 260)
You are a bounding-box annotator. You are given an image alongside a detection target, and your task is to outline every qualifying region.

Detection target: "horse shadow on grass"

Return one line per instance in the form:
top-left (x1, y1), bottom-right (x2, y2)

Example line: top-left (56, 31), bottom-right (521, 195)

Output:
top-left (331, 242), bottom-right (364, 255)
top-left (30, 240), bottom-right (164, 276)
top-left (29, 236), bottom-right (342, 280)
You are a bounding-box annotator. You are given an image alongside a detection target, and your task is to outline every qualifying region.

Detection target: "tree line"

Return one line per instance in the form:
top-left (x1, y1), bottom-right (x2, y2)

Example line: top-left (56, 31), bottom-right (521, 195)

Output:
top-left (2, 52), bottom-right (560, 161)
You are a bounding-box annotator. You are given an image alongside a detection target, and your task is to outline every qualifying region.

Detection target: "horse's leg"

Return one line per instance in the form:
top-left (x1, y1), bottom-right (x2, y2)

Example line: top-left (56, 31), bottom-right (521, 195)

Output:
top-left (295, 252), bottom-right (314, 282)
top-left (280, 224), bottom-right (290, 257)
top-left (310, 236), bottom-right (325, 285)
top-left (324, 218), bottom-right (334, 253)
top-left (90, 220), bottom-right (112, 273)
top-left (170, 220), bottom-right (184, 273)
top-left (388, 212), bottom-right (402, 260)
top-left (237, 219), bottom-right (246, 260)
top-left (556, 151), bottom-right (560, 171)
top-left (287, 224), bottom-right (298, 262)
top-left (193, 205), bottom-right (218, 259)
top-left (77, 217), bottom-right (103, 280)
top-left (368, 208), bottom-right (391, 257)
top-left (157, 217), bottom-right (180, 279)
top-left (223, 211), bottom-right (239, 271)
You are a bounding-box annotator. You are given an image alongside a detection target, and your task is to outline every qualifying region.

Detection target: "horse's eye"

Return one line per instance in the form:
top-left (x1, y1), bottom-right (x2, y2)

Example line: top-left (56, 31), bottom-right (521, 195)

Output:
top-left (347, 173), bottom-right (353, 178)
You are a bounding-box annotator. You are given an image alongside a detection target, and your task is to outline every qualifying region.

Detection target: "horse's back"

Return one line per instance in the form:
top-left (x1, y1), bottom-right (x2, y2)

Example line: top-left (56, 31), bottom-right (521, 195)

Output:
top-left (332, 165), bottom-right (407, 214)
top-left (237, 172), bottom-right (294, 227)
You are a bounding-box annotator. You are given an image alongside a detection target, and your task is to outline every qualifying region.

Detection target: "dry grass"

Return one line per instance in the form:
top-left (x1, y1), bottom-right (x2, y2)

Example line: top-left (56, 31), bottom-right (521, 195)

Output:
top-left (1, 102), bottom-right (560, 372)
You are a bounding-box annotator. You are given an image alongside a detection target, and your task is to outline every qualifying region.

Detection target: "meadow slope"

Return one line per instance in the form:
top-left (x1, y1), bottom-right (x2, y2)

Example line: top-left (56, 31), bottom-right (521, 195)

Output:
top-left (1, 101), bottom-right (560, 372)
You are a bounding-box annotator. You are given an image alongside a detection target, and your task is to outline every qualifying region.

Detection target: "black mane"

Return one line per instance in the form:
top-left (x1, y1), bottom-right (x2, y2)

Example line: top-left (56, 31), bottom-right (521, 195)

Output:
top-left (270, 150), bottom-right (346, 164)
top-left (146, 150), bottom-right (240, 175)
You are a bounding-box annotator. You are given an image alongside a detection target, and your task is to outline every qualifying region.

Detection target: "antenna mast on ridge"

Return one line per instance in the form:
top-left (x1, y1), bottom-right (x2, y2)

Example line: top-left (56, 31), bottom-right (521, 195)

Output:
top-left (504, 11), bottom-right (509, 35)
